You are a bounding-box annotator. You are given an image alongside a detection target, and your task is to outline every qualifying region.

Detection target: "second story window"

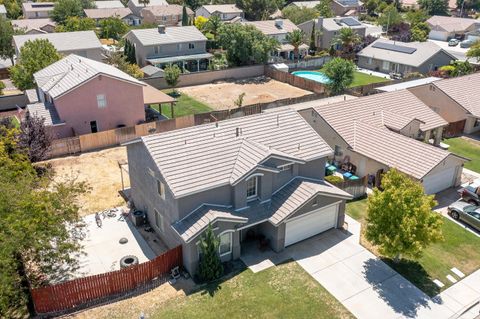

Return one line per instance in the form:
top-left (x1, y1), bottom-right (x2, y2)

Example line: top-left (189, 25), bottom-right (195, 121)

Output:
top-left (157, 180), bottom-right (165, 199)
top-left (96, 94), bottom-right (107, 109)
top-left (246, 176), bottom-right (258, 200)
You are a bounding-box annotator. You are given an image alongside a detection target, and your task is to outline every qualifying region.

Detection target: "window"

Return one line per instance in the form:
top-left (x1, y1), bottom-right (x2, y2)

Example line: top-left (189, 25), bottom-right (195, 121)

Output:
top-left (188, 43), bottom-right (195, 49)
top-left (157, 180), bottom-right (165, 199)
top-left (475, 119), bottom-right (480, 128)
top-left (96, 94), bottom-right (107, 108)
top-left (246, 176), bottom-right (258, 199)
top-left (162, 15), bottom-right (167, 21)
top-left (367, 57), bottom-right (372, 65)
top-left (382, 61), bottom-right (390, 70)
top-left (278, 163), bottom-right (293, 172)
top-left (222, 13), bottom-right (227, 19)
top-left (90, 121), bottom-right (98, 133)
top-left (177, 43), bottom-right (182, 51)
top-left (154, 209), bottom-right (164, 231)
top-left (219, 232), bottom-right (232, 256)
top-left (154, 46), bottom-right (159, 54)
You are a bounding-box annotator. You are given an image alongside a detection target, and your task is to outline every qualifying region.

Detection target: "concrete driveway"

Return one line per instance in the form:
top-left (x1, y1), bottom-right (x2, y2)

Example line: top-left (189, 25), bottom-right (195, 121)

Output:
top-left (284, 216), bottom-right (480, 319)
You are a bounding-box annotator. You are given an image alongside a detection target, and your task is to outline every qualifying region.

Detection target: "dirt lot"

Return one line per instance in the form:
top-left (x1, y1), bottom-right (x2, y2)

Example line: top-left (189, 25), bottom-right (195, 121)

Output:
top-left (44, 146), bottom-right (129, 216)
top-left (178, 77), bottom-right (312, 110)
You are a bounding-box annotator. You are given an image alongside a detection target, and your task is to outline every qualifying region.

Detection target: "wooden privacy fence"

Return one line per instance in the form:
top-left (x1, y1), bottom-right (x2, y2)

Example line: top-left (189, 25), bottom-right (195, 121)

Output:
top-left (331, 176), bottom-right (367, 199)
top-left (31, 245), bottom-right (182, 315)
top-left (265, 67), bottom-right (327, 94)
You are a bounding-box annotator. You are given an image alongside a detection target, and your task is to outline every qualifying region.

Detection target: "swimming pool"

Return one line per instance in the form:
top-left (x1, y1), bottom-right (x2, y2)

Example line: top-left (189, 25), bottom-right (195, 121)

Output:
top-left (292, 71), bottom-right (331, 84)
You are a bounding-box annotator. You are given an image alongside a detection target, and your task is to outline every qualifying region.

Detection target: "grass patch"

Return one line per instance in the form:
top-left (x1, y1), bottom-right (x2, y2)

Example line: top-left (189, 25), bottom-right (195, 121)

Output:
top-left (346, 199), bottom-right (480, 296)
top-left (150, 262), bottom-right (354, 319)
top-left (349, 71), bottom-right (390, 88)
top-left (150, 90), bottom-right (212, 118)
top-left (444, 137), bottom-right (480, 173)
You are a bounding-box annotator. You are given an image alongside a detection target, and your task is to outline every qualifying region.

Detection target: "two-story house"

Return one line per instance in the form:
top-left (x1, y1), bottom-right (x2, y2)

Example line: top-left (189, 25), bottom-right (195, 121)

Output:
top-left (195, 4), bottom-right (244, 21)
top-left (11, 18), bottom-right (56, 34)
top-left (22, 2), bottom-right (55, 19)
top-left (289, 0), bottom-right (362, 16)
top-left (125, 108), bottom-right (352, 275)
top-left (127, 0), bottom-right (168, 16)
top-left (124, 25), bottom-right (212, 71)
top-left (243, 19), bottom-right (308, 61)
top-left (140, 5), bottom-right (193, 27)
top-left (84, 7), bottom-right (141, 26)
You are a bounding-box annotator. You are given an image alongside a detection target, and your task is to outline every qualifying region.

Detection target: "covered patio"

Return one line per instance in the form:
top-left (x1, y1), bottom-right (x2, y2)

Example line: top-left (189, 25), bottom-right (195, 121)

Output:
top-left (147, 53), bottom-right (213, 73)
top-left (142, 83), bottom-right (176, 120)
top-left (275, 43), bottom-right (309, 61)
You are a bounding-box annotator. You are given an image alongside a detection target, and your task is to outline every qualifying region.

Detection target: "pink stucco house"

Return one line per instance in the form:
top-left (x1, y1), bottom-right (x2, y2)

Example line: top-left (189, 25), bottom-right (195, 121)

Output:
top-left (29, 54), bottom-right (172, 139)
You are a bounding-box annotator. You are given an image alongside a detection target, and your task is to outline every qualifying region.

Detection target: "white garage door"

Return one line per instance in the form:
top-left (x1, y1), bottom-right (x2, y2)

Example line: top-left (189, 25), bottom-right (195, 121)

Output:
top-left (422, 166), bottom-right (457, 194)
top-left (429, 30), bottom-right (448, 41)
top-left (285, 203), bottom-right (339, 247)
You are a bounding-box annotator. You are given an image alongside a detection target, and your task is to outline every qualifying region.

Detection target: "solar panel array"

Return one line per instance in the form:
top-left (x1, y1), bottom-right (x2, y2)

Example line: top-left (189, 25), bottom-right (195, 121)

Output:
top-left (371, 42), bottom-right (417, 54)
top-left (336, 0), bottom-right (359, 6)
top-left (341, 18), bottom-right (362, 26)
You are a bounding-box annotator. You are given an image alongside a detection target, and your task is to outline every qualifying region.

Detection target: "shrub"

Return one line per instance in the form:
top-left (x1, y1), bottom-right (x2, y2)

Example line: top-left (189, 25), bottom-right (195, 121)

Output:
top-left (325, 175), bottom-right (344, 184)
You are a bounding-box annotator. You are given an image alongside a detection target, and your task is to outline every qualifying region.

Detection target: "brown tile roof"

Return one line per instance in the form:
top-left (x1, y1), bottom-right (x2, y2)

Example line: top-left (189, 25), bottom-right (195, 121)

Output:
top-left (84, 7), bottom-right (134, 19)
top-left (243, 19), bottom-right (299, 36)
top-left (427, 15), bottom-right (480, 33)
top-left (140, 4), bottom-right (192, 16)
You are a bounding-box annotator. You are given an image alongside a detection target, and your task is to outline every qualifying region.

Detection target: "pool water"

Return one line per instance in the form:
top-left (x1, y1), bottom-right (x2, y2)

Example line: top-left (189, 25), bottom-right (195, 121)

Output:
top-left (292, 71), bottom-right (331, 84)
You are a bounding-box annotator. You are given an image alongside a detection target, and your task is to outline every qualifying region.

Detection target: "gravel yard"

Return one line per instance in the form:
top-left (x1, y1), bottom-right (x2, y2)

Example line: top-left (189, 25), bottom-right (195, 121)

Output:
top-left (178, 77), bottom-right (313, 110)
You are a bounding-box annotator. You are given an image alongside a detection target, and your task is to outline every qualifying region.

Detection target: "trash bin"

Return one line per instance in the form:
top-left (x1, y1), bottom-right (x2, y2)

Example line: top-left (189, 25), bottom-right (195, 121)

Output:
top-left (131, 210), bottom-right (145, 226)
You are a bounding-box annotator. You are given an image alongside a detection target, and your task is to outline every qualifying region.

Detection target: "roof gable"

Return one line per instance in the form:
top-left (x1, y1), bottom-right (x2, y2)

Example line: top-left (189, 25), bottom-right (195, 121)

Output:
top-left (432, 73), bottom-right (480, 117)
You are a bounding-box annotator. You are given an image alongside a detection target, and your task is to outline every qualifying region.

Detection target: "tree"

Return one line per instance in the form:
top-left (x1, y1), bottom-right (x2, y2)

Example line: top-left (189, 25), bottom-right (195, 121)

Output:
top-left (234, 92), bottom-right (246, 107)
top-left (405, 9), bottom-right (430, 25)
top-left (334, 27), bottom-right (361, 57)
top-left (0, 16), bottom-right (15, 65)
top-left (0, 0), bottom-right (22, 19)
top-left (309, 22), bottom-right (317, 53)
top-left (418, 0), bottom-right (448, 15)
top-left (0, 81), bottom-right (5, 96)
top-left (52, 0), bottom-right (84, 24)
top-left (184, 0), bottom-right (207, 10)
top-left (18, 111), bottom-right (52, 163)
top-left (236, 0), bottom-right (284, 20)
top-left (410, 22), bottom-right (430, 42)
top-left (56, 16), bottom-right (96, 32)
top-left (100, 17), bottom-right (129, 40)
top-left (217, 23), bottom-right (279, 66)
top-left (281, 5), bottom-right (318, 25)
top-left (124, 39), bottom-right (137, 64)
top-left (315, 0), bottom-right (334, 18)
top-left (365, 0), bottom-right (378, 15)
top-left (105, 51), bottom-right (143, 78)
top-left (466, 40), bottom-right (480, 62)
top-left (377, 5), bottom-right (403, 32)
top-left (0, 123), bottom-right (88, 316)
top-left (286, 29), bottom-right (305, 62)
top-left (322, 57), bottom-right (355, 95)
top-left (182, 5), bottom-right (189, 26)
top-left (194, 16), bottom-right (209, 31)
top-left (365, 169), bottom-right (443, 262)
top-left (10, 39), bottom-right (61, 91)
top-left (204, 14), bottom-right (222, 40)
top-left (197, 224), bottom-right (223, 282)
top-left (439, 60), bottom-right (474, 77)
top-left (164, 64), bottom-right (181, 93)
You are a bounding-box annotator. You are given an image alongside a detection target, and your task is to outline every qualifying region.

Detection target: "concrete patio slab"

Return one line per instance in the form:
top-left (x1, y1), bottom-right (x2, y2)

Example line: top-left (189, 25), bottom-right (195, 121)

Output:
top-left (342, 250), bottom-right (397, 285)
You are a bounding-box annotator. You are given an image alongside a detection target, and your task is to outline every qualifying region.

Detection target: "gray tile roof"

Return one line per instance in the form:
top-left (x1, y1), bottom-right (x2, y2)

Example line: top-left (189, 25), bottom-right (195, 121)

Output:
top-left (13, 31), bottom-right (102, 53)
top-left (141, 4), bottom-right (192, 16)
top-left (34, 54), bottom-right (143, 99)
top-left (172, 178), bottom-right (352, 242)
top-left (358, 39), bottom-right (455, 67)
top-left (243, 19), bottom-right (299, 36)
top-left (427, 15), bottom-right (480, 33)
top-left (129, 0), bottom-right (168, 8)
top-left (140, 108), bottom-right (333, 198)
top-left (22, 2), bottom-right (54, 13)
top-left (376, 77), bottom-right (441, 92)
top-left (432, 72), bottom-right (480, 118)
top-left (290, 1), bottom-right (320, 8)
top-left (84, 7), bottom-right (133, 19)
top-left (126, 26), bottom-right (206, 46)
top-left (140, 64), bottom-right (163, 77)
top-left (200, 4), bottom-right (243, 13)
top-left (26, 102), bottom-right (62, 126)
top-left (11, 18), bottom-right (56, 32)
top-left (94, 0), bottom-right (125, 8)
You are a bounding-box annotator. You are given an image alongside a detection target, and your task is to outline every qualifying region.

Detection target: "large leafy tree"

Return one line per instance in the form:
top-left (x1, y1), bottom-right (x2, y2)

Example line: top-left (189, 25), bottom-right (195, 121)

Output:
top-left (204, 14), bottom-right (222, 41)
top-left (52, 0), bottom-right (85, 24)
top-left (217, 23), bottom-right (279, 66)
top-left (198, 224), bottom-right (223, 282)
top-left (100, 17), bottom-right (129, 40)
top-left (315, 0), bottom-right (334, 18)
top-left (236, 0), bottom-right (284, 20)
top-left (405, 9), bottom-right (430, 25)
top-left (281, 5), bottom-right (318, 25)
top-left (418, 0), bottom-right (449, 15)
top-left (322, 57), bottom-right (355, 95)
top-left (467, 40), bottom-right (480, 62)
top-left (286, 29), bottom-right (305, 62)
top-left (0, 0), bottom-right (22, 19)
top-left (377, 5), bottom-right (403, 32)
top-left (334, 27), bottom-right (361, 57)
top-left (105, 51), bottom-right (143, 78)
top-left (0, 16), bottom-right (15, 65)
top-left (10, 39), bottom-right (62, 91)
top-left (56, 16), bottom-right (96, 32)
top-left (366, 169), bottom-right (443, 262)
top-left (410, 22), bottom-right (430, 42)
top-left (0, 123), bottom-right (88, 317)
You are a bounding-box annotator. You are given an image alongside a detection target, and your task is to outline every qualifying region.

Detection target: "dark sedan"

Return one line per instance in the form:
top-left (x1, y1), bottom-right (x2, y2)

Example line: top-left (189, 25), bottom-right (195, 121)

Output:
top-left (458, 181), bottom-right (480, 206)
top-left (448, 200), bottom-right (480, 231)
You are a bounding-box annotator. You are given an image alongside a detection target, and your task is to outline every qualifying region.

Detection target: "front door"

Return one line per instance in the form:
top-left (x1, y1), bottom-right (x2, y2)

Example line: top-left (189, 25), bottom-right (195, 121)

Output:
top-left (90, 120), bottom-right (98, 133)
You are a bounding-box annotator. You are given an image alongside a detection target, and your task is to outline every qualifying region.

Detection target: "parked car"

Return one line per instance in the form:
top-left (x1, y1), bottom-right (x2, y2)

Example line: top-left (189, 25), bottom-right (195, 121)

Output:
top-left (448, 200), bottom-right (480, 231)
top-left (458, 179), bottom-right (480, 205)
top-left (448, 39), bottom-right (460, 47)
top-left (460, 39), bottom-right (475, 48)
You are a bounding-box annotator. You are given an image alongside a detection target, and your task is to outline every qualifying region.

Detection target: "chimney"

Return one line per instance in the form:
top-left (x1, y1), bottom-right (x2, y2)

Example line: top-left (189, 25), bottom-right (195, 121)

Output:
top-left (158, 25), bottom-right (166, 34)
top-left (274, 19), bottom-right (283, 29)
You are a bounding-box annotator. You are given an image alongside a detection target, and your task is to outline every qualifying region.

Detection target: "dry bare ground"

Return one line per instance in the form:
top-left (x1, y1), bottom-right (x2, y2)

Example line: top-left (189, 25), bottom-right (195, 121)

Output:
top-left (44, 146), bottom-right (129, 216)
top-left (178, 77), bottom-right (312, 110)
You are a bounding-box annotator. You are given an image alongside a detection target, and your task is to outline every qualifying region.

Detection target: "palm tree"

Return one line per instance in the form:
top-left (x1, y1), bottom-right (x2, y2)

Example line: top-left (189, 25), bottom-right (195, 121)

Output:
top-left (204, 15), bottom-right (222, 41)
top-left (334, 27), bottom-right (361, 58)
top-left (286, 29), bottom-right (305, 62)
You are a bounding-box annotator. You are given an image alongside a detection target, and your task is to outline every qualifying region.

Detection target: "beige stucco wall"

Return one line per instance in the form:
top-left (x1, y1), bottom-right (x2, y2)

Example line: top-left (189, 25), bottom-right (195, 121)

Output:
top-left (465, 115), bottom-right (480, 134)
top-left (423, 154), bottom-right (464, 187)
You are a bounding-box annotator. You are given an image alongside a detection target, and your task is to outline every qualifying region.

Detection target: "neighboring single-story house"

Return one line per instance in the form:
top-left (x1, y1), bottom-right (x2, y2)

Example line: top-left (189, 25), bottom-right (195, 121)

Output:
top-left (94, 0), bottom-right (125, 8)
top-left (84, 7), bottom-right (141, 26)
top-left (127, 0), bottom-right (168, 16)
top-left (427, 15), bottom-right (480, 41)
top-left (30, 54), bottom-right (173, 138)
top-left (11, 18), bottom-right (56, 34)
top-left (124, 25), bottom-right (212, 70)
top-left (195, 4), bottom-right (244, 21)
top-left (357, 39), bottom-right (456, 76)
top-left (141, 64), bottom-right (164, 78)
top-left (409, 73), bottom-right (480, 136)
top-left (125, 107), bottom-right (352, 275)
top-left (296, 89), bottom-right (467, 194)
top-left (22, 2), bottom-right (55, 19)
top-left (289, 0), bottom-right (362, 16)
top-left (13, 31), bottom-right (104, 61)
top-left (243, 19), bottom-right (309, 61)
top-left (298, 17), bottom-right (367, 50)
top-left (140, 5), bottom-right (193, 27)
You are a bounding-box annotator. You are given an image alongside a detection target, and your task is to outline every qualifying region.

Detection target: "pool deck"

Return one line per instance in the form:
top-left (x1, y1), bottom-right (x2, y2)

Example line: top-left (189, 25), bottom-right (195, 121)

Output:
top-left (356, 68), bottom-right (391, 79)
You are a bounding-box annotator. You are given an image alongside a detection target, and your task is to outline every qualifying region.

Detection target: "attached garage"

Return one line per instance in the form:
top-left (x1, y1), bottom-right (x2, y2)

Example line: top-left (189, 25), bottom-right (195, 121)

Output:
top-left (428, 30), bottom-right (449, 41)
top-left (422, 166), bottom-right (459, 194)
top-left (285, 202), bottom-right (339, 247)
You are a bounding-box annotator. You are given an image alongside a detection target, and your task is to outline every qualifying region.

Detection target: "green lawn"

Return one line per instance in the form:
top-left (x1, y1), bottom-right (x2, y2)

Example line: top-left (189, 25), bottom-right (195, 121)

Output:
top-left (346, 199), bottom-right (480, 296)
top-left (150, 262), bottom-right (354, 319)
top-left (150, 90), bottom-right (212, 118)
top-left (444, 137), bottom-right (480, 173)
top-left (349, 71), bottom-right (390, 88)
